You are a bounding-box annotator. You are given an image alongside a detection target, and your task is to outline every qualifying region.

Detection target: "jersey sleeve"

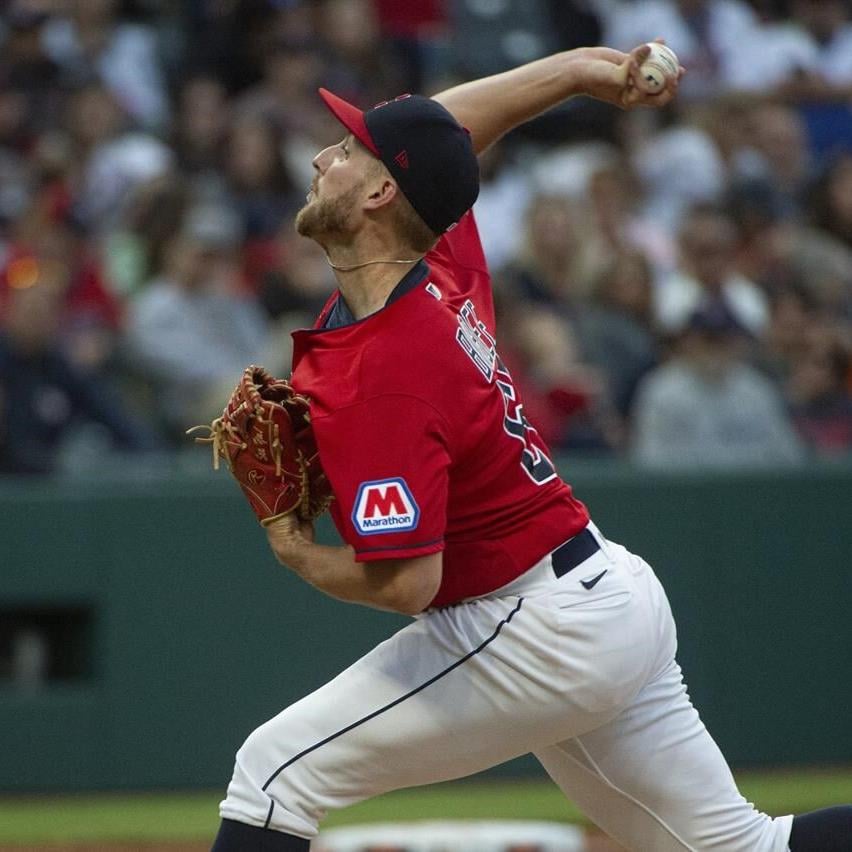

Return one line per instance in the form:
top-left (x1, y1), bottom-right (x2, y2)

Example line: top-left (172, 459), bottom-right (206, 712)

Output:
top-left (426, 210), bottom-right (495, 330)
top-left (312, 394), bottom-right (450, 562)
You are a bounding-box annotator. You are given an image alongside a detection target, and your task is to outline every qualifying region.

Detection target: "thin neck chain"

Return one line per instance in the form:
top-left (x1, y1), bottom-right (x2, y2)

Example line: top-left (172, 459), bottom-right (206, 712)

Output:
top-left (325, 256), bottom-right (421, 272)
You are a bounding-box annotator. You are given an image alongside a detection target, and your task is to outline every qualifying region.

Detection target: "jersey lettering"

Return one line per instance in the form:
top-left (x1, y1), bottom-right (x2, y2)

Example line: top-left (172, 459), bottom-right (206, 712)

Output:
top-left (352, 478), bottom-right (420, 535)
top-left (495, 358), bottom-right (557, 486)
top-left (455, 300), bottom-right (556, 486)
top-left (456, 299), bottom-right (496, 381)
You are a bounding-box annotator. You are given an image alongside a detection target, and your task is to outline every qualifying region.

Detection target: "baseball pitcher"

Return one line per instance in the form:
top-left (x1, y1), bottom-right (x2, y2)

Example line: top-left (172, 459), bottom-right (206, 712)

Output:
top-left (202, 44), bottom-right (852, 851)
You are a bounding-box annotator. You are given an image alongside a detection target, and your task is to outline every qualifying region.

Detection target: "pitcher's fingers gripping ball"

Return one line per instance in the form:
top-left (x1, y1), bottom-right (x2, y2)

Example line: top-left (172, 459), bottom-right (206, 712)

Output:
top-left (188, 365), bottom-right (334, 525)
top-left (638, 42), bottom-right (680, 92)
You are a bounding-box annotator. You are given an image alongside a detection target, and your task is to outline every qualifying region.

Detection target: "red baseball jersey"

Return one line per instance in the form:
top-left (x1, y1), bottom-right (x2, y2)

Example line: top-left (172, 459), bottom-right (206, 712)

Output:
top-left (290, 212), bottom-right (589, 608)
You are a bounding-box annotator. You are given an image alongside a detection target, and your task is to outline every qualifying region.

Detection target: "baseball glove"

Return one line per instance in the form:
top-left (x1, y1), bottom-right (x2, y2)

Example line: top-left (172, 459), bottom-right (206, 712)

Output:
top-left (188, 365), bottom-right (333, 525)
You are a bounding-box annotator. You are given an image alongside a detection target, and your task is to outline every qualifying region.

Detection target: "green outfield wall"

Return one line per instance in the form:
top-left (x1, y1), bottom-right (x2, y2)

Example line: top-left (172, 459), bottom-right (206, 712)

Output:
top-left (1, 461), bottom-right (851, 792)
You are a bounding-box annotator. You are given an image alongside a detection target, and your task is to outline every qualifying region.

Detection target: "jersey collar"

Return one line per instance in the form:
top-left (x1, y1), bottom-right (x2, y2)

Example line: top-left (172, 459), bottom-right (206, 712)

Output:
top-left (322, 259), bottom-right (430, 330)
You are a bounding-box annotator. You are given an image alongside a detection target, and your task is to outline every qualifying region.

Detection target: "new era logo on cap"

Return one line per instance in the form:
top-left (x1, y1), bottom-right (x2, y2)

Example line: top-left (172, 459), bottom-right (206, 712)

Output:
top-left (352, 477), bottom-right (420, 535)
top-left (394, 149), bottom-right (409, 169)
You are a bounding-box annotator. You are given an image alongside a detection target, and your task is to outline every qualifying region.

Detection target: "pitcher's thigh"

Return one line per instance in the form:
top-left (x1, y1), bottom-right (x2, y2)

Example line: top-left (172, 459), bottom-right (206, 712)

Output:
top-left (535, 660), bottom-right (793, 852)
top-left (221, 597), bottom-right (566, 837)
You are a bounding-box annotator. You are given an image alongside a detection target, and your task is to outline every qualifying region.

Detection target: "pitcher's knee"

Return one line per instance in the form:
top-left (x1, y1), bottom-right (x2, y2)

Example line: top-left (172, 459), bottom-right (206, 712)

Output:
top-left (220, 719), bottom-right (324, 838)
top-left (239, 720), bottom-right (312, 799)
top-left (234, 720), bottom-right (283, 787)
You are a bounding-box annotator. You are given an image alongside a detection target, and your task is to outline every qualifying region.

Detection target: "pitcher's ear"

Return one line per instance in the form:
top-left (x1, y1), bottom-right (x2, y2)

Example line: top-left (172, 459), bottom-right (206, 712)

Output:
top-left (363, 178), bottom-right (398, 211)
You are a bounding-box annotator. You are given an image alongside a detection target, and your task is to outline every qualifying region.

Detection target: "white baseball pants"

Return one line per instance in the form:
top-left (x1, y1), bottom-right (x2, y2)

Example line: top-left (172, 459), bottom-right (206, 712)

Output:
top-left (220, 524), bottom-right (794, 851)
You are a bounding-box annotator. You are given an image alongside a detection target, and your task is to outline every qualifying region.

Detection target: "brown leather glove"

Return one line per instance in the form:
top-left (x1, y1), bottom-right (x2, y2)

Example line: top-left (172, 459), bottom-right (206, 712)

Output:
top-left (189, 365), bottom-right (334, 525)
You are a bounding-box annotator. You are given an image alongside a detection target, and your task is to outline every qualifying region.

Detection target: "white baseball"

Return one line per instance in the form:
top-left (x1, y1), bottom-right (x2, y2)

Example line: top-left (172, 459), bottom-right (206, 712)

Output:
top-left (638, 43), bottom-right (679, 92)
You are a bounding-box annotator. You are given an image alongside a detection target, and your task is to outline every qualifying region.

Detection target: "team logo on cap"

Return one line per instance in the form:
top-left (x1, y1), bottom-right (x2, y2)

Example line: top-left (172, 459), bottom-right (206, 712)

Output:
top-left (352, 478), bottom-right (420, 535)
top-left (373, 93), bottom-right (413, 109)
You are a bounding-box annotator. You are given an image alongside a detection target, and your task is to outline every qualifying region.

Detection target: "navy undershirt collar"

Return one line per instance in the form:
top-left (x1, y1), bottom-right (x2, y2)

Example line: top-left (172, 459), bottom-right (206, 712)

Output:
top-left (322, 259), bottom-right (429, 329)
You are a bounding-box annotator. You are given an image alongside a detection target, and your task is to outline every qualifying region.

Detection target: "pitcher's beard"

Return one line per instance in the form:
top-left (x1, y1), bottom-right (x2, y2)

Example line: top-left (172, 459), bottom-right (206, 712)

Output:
top-left (295, 183), bottom-right (363, 242)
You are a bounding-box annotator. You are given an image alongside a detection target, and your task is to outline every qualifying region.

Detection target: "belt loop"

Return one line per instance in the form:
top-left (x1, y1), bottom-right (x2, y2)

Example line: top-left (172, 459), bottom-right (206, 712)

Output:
top-left (586, 521), bottom-right (612, 560)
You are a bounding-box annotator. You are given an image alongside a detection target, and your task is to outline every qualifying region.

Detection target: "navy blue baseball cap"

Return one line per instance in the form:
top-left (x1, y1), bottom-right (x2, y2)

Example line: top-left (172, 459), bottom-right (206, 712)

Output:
top-left (318, 88), bottom-right (480, 235)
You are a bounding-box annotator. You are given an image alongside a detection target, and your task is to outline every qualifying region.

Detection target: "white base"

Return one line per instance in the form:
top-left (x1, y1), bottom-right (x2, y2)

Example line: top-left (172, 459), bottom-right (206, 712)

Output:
top-left (313, 819), bottom-right (585, 851)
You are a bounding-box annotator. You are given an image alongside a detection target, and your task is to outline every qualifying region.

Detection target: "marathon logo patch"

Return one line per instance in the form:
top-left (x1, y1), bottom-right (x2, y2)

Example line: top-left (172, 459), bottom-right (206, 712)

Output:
top-left (352, 478), bottom-right (420, 535)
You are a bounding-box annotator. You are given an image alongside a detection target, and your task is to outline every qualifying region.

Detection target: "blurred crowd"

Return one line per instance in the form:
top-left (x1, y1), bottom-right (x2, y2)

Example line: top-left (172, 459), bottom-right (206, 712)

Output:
top-left (0, 0), bottom-right (850, 476)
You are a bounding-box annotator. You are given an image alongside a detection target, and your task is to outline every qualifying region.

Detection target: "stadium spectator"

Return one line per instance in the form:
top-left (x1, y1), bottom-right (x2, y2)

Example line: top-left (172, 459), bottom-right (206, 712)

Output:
top-left (546, 0), bottom-right (604, 51)
top-left (584, 160), bottom-right (677, 280)
top-left (809, 152), bottom-right (852, 252)
top-left (372, 0), bottom-right (451, 91)
top-left (220, 114), bottom-right (303, 289)
top-left (101, 174), bottom-right (191, 300)
top-left (743, 101), bottom-right (813, 215)
top-left (587, 250), bottom-right (660, 418)
top-left (317, 0), bottom-right (408, 108)
top-left (787, 324), bottom-right (852, 455)
top-left (2, 190), bottom-right (122, 375)
top-left (727, 177), bottom-right (795, 292)
top-left (603, 0), bottom-right (759, 100)
top-left (594, 250), bottom-right (656, 332)
top-left (234, 36), bottom-right (335, 190)
top-left (760, 281), bottom-right (852, 453)
top-left (630, 113), bottom-right (727, 232)
top-left (124, 204), bottom-right (273, 438)
top-left (497, 303), bottom-right (620, 453)
top-left (631, 303), bottom-right (804, 468)
top-left (0, 7), bottom-right (62, 140)
top-left (731, 182), bottom-right (830, 327)
top-left (63, 81), bottom-right (173, 234)
top-left (224, 115), bottom-right (300, 243)
top-left (172, 73), bottom-right (230, 183)
top-left (500, 195), bottom-right (658, 427)
top-left (788, 0), bottom-right (852, 92)
top-left (729, 177), bottom-right (852, 317)
top-left (655, 204), bottom-right (770, 337)
top-left (258, 225), bottom-right (335, 327)
top-left (500, 193), bottom-right (593, 307)
top-left (722, 2), bottom-right (820, 95)
top-left (176, 0), bottom-right (281, 93)
top-left (761, 282), bottom-right (821, 384)
top-left (0, 274), bottom-right (157, 475)
top-left (41, 0), bottom-right (170, 131)
top-left (473, 142), bottom-right (534, 271)
top-left (693, 95), bottom-right (755, 173)
top-left (0, 0), bottom-right (848, 473)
